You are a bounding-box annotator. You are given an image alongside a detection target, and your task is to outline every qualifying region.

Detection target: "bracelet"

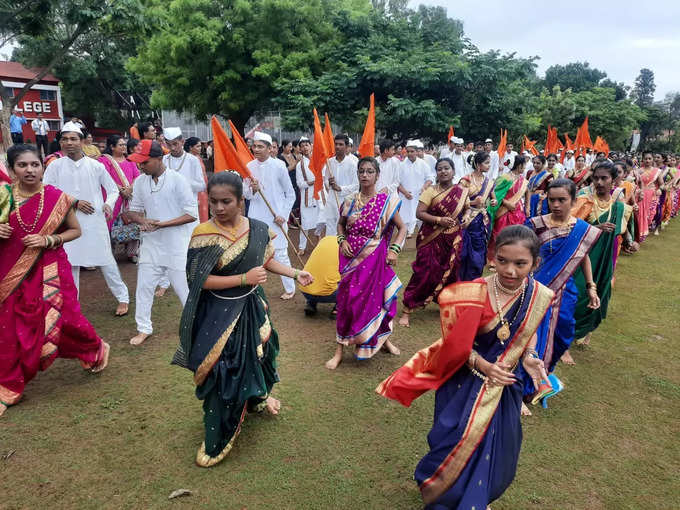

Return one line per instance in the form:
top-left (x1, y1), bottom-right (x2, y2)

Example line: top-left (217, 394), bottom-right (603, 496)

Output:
top-left (240, 273), bottom-right (247, 287)
top-left (389, 244), bottom-right (401, 254)
top-left (44, 235), bottom-right (51, 248)
top-left (55, 234), bottom-right (63, 246)
top-left (523, 348), bottom-right (539, 360)
top-left (467, 350), bottom-right (478, 370)
top-left (337, 235), bottom-right (346, 244)
top-left (586, 282), bottom-right (597, 290)
top-left (293, 269), bottom-right (300, 281)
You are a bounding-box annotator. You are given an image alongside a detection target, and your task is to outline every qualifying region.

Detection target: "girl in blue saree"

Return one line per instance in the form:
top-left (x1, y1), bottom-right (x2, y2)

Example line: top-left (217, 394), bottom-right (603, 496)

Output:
top-left (526, 155), bottom-right (552, 218)
top-left (378, 226), bottom-right (553, 509)
top-left (173, 172), bottom-right (313, 467)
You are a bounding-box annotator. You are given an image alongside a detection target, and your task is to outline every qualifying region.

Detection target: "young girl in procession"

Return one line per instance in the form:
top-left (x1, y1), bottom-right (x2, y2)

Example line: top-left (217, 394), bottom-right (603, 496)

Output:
top-left (0, 145), bottom-right (110, 417)
top-left (377, 225), bottom-right (554, 510)
top-left (526, 155), bottom-right (552, 218)
top-left (172, 171), bottom-right (313, 467)
top-left (327, 157), bottom-right (407, 369)
top-left (572, 162), bottom-right (632, 346)
top-left (638, 151), bottom-right (663, 239)
top-left (487, 155), bottom-right (528, 261)
top-left (458, 151), bottom-right (497, 281)
top-left (398, 158), bottom-right (468, 328)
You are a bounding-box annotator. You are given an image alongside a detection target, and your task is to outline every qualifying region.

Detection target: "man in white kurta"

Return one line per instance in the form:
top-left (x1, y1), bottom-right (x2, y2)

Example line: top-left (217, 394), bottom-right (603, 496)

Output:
top-left (244, 131), bottom-right (297, 298)
top-left (376, 139), bottom-right (400, 196)
top-left (398, 140), bottom-right (434, 236)
top-left (127, 140), bottom-right (197, 345)
top-left (485, 138), bottom-right (500, 180)
top-left (324, 134), bottom-right (359, 235)
top-left (446, 137), bottom-right (469, 183)
top-left (42, 122), bottom-right (129, 315)
top-left (295, 137), bottom-right (325, 252)
top-left (563, 150), bottom-right (575, 172)
top-left (501, 144), bottom-right (518, 175)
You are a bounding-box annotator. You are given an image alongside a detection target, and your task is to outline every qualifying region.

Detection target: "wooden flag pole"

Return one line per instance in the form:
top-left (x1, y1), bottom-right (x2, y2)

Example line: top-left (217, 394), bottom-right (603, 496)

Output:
top-left (291, 215), bottom-right (317, 249)
top-left (257, 189), bottom-right (305, 266)
top-left (324, 160), bottom-right (342, 210)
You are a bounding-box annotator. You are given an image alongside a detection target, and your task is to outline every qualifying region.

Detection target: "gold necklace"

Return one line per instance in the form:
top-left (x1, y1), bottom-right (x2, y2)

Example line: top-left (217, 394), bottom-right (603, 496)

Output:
top-left (357, 191), bottom-right (376, 209)
top-left (547, 214), bottom-right (572, 228)
top-left (492, 274), bottom-right (527, 344)
top-left (213, 216), bottom-right (243, 238)
top-left (12, 184), bottom-right (45, 233)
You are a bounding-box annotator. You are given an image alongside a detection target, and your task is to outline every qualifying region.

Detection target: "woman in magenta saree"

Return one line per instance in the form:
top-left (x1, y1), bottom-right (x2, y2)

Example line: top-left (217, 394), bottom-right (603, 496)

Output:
top-left (639, 152), bottom-right (662, 240)
top-left (378, 226), bottom-right (553, 509)
top-left (326, 157), bottom-right (407, 370)
top-left (0, 145), bottom-right (109, 416)
top-left (399, 158), bottom-right (468, 328)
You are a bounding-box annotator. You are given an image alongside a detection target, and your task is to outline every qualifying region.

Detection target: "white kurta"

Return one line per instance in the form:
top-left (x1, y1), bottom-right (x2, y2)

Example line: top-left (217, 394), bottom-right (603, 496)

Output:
top-left (376, 155), bottom-right (400, 195)
top-left (244, 156), bottom-right (296, 250)
top-left (439, 146), bottom-right (453, 160)
top-left (423, 154), bottom-right (437, 174)
top-left (449, 151), bottom-right (470, 183)
top-left (488, 151), bottom-right (500, 180)
top-left (324, 154), bottom-right (359, 228)
top-left (295, 156), bottom-right (325, 230)
top-left (398, 157), bottom-right (432, 225)
top-left (163, 151), bottom-right (206, 231)
top-left (563, 157), bottom-right (575, 172)
top-left (43, 155), bottom-right (119, 267)
top-left (501, 150), bottom-right (517, 174)
top-left (129, 169), bottom-right (197, 271)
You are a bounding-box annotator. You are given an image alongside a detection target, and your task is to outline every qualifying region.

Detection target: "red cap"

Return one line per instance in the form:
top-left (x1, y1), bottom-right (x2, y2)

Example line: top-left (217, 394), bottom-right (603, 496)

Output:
top-left (128, 139), bottom-right (164, 163)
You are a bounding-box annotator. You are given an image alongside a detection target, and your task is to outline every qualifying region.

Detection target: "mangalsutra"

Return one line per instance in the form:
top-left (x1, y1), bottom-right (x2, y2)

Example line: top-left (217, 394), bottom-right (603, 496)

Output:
top-left (492, 274), bottom-right (527, 344)
top-left (12, 184), bottom-right (44, 233)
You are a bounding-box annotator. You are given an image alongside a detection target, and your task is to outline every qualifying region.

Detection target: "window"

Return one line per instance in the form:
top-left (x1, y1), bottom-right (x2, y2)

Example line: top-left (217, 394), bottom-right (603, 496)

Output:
top-left (47, 121), bottom-right (61, 131)
top-left (40, 90), bottom-right (56, 101)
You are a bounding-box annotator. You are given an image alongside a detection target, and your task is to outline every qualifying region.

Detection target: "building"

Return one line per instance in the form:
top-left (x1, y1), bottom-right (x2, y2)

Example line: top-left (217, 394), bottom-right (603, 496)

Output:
top-left (1, 61), bottom-right (63, 144)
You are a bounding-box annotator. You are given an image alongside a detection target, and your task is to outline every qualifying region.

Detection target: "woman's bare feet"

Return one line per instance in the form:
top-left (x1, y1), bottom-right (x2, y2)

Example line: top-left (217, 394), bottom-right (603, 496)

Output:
top-left (130, 332), bottom-right (151, 346)
top-left (91, 342), bottom-right (111, 373)
top-left (383, 340), bottom-right (400, 356)
top-left (560, 350), bottom-right (576, 366)
top-left (154, 286), bottom-right (168, 297)
top-left (265, 396), bottom-right (281, 415)
top-left (0, 402), bottom-right (6, 417)
top-left (398, 311), bottom-right (410, 327)
top-left (325, 345), bottom-right (343, 370)
top-left (114, 302), bottom-right (128, 317)
top-left (521, 402), bottom-right (532, 416)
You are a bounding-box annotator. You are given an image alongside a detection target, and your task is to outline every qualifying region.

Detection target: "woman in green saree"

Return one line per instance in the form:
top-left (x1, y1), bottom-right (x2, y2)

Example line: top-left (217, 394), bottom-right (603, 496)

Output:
top-left (173, 171), bottom-right (313, 467)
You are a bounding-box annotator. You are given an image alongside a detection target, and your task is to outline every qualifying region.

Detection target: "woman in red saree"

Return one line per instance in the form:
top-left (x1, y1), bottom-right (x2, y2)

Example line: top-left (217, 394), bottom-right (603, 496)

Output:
top-left (567, 154), bottom-right (591, 190)
top-left (0, 145), bottom-right (109, 417)
top-left (639, 151), bottom-right (663, 240)
top-left (399, 158), bottom-right (468, 328)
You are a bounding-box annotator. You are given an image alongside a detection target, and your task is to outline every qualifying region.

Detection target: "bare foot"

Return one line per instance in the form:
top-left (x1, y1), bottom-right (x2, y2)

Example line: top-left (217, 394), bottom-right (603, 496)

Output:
top-left (398, 312), bottom-right (410, 327)
top-left (155, 287), bottom-right (168, 298)
top-left (325, 346), bottom-right (343, 370)
top-left (280, 292), bottom-right (295, 300)
top-left (521, 402), bottom-right (532, 416)
top-left (0, 402), bottom-right (6, 417)
top-left (582, 333), bottom-right (592, 346)
top-left (265, 396), bottom-right (281, 415)
top-left (560, 350), bottom-right (576, 366)
top-left (91, 342), bottom-right (111, 373)
top-left (383, 340), bottom-right (400, 356)
top-left (130, 332), bottom-right (151, 346)
top-left (406, 234), bottom-right (413, 239)
top-left (653, 229), bottom-right (660, 236)
top-left (114, 302), bottom-right (128, 317)
top-left (297, 249), bottom-right (306, 256)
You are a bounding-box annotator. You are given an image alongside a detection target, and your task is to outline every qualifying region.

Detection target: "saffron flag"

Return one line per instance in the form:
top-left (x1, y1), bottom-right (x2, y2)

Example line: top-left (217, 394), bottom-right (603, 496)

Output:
top-left (593, 136), bottom-right (608, 156)
top-left (358, 93), bottom-right (375, 158)
top-left (228, 119), bottom-right (254, 162)
top-left (561, 133), bottom-right (574, 163)
top-left (523, 135), bottom-right (538, 156)
top-left (577, 117), bottom-right (593, 150)
top-left (211, 116), bottom-right (252, 179)
top-left (310, 109), bottom-right (328, 199)
top-left (448, 125), bottom-right (454, 142)
top-left (497, 129), bottom-right (507, 166)
top-left (324, 112), bottom-right (335, 157)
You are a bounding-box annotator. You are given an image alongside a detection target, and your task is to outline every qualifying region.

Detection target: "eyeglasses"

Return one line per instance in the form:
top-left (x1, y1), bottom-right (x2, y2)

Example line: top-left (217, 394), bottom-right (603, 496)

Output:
top-left (357, 169), bottom-right (377, 175)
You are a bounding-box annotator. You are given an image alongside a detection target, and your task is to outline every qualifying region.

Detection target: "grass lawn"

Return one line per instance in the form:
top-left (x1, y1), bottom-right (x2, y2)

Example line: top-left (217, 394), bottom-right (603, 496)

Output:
top-left (1, 222), bottom-right (679, 510)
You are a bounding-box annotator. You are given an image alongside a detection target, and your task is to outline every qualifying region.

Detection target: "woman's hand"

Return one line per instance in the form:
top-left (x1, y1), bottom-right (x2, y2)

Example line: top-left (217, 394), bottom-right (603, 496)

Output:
top-left (386, 249), bottom-right (398, 266)
top-left (77, 200), bottom-right (95, 214)
top-left (479, 359), bottom-right (516, 387)
top-left (295, 270), bottom-right (314, 286)
top-left (522, 355), bottom-right (548, 391)
top-left (587, 288), bottom-right (601, 309)
top-left (471, 196), bottom-right (484, 208)
top-left (439, 216), bottom-right (456, 228)
top-left (490, 198), bottom-right (498, 207)
top-left (246, 266), bottom-right (267, 285)
top-left (597, 222), bottom-right (616, 233)
top-left (22, 234), bottom-right (47, 248)
top-left (120, 186), bottom-right (133, 199)
top-left (0, 223), bottom-right (13, 239)
top-left (340, 240), bottom-right (353, 258)
top-left (103, 204), bottom-right (112, 221)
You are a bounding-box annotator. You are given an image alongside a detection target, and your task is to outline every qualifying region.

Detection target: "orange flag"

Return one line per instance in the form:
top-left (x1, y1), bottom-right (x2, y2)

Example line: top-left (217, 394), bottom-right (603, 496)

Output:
top-left (602, 139), bottom-right (610, 157)
top-left (447, 125), bottom-right (454, 142)
top-left (228, 119), bottom-right (254, 162)
top-left (561, 133), bottom-right (574, 163)
top-left (523, 135), bottom-right (538, 156)
top-left (554, 128), bottom-right (564, 151)
top-left (310, 109), bottom-right (328, 199)
top-left (593, 136), bottom-right (606, 154)
top-left (578, 117), bottom-right (593, 149)
top-left (211, 116), bottom-right (252, 179)
top-left (323, 112), bottom-right (335, 158)
top-left (358, 93), bottom-right (375, 158)
top-left (497, 129), bottom-right (507, 165)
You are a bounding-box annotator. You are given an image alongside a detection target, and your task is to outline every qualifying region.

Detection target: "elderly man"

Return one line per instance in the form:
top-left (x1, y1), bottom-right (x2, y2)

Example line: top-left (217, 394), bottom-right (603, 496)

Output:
top-left (43, 122), bottom-right (130, 316)
top-left (398, 139), bottom-right (434, 237)
top-left (244, 131), bottom-right (297, 299)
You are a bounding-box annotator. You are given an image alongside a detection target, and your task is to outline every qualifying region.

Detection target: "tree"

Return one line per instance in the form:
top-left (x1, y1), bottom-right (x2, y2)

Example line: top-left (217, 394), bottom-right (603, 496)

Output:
top-left (599, 78), bottom-right (630, 101)
top-left (543, 62), bottom-right (607, 93)
top-left (631, 68), bottom-right (656, 107)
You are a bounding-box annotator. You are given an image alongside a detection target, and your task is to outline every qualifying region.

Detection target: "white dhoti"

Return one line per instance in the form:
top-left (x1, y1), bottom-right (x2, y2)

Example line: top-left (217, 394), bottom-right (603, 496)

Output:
top-left (71, 263), bottom-right (129, 303)
top-left (135, 263), bottom-right (189, 334)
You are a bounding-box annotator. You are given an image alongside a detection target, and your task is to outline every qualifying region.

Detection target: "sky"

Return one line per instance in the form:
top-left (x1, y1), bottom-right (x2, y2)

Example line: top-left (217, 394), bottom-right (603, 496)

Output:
top-left (415, 0), bottom-right (680, 100)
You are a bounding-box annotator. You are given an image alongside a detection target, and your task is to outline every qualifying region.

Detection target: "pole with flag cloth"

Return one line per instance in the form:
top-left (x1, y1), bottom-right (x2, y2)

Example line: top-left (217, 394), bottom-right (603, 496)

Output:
top-left (228, 119), bottom-right (254, 161)
top-left (447, 125), bottom-right (454, 142)
top-left (314, 109), bottom-right (341, 211)
top-left (358, 93), bottom-right (375, 158)
top-left (324, 113), bottom-right (335, 158)
top-left (496, 128), bottom-right (507, 170)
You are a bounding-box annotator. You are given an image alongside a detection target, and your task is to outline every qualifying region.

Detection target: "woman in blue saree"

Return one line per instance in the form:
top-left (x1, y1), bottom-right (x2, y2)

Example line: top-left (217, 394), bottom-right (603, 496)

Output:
top-left (526, 155), bottom-right (552, 218)
top-left (173, 172), bottom-right (312, 467)
top-left (378, 226), bottom-right (553, 509)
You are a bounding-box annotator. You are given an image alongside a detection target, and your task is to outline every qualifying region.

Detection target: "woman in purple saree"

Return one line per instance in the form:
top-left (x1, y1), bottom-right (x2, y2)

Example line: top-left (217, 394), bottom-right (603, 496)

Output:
top-left (326, 157), bottom-right (407, 370)
top-left (399, 158), bottom-right (468, 328)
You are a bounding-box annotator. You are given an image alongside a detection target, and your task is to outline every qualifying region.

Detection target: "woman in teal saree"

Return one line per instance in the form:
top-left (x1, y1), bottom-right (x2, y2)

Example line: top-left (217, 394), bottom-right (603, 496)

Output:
top-left (173, 171), bottom-right (312, 467)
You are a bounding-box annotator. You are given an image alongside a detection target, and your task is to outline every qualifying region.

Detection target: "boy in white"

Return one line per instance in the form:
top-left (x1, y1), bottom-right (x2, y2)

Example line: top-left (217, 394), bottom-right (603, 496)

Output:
top-left (243, 131), bottom-right (297, 299)
top-left (325, 134), bottom-right (359, 235)
top-left (398, 140), bottom-right (434, 237)
top-left (501, 143), bottom-right (518, 175)
top-left (375, 139), bottom-right (400, 195)
top-left (43, 122), bottom-right (130, 316)
top-left (484, 138), bottom-right (500, 179)
top-left (295, 136), bottom-right (325, 254)
top-left (127, 140), bottom-right (197, 345)
top-left (446, 137), bottom-right (469, 182)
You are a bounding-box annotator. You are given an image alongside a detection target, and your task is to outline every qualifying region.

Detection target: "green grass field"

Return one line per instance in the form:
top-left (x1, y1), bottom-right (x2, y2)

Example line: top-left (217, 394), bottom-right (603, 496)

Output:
top-left (2, 223), bottom-right (679, 510)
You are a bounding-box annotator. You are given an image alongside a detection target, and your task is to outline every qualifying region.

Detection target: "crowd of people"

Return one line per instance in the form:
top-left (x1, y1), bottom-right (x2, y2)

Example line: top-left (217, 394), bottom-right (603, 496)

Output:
top-left (1, 118), bottom-right (678, 509)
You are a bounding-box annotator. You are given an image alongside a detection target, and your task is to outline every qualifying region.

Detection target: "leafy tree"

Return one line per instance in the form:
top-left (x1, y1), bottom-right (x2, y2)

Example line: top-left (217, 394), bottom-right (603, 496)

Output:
top-left (599, 78), bottom-right (629, 101)
top-left (543, 62), bottom-right (607, 93)
top-left (631, 68), bottom-right (656, 107)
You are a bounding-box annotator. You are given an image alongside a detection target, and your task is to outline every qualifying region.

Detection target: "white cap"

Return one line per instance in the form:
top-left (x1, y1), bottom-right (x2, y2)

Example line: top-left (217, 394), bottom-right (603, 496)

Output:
top-left (253, 131), bottom-right (272, 144)
top-left (485, 138), bottom-right (493, 143)
top-left (299, 136), bottom-right (310, 143)
top-left (61, 121), bottom-right (83, 135)
top-left (406, 139), bottom-right (424, 149)
top-left (348, 137), bottom-right (354, 146)
top-left (452, 137), bottom-right (464, 145)
top-left (163, 127), bottom-right (182, 141)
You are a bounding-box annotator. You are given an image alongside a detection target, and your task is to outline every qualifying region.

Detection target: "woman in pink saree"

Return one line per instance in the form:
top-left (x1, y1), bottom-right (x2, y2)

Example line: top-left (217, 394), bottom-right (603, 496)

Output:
top-left (0, 145), bottom-right (110, 417)
top-left (326, 157), bottom-right (407, 370)
top-left (638, 151), bottom-right (663, 240)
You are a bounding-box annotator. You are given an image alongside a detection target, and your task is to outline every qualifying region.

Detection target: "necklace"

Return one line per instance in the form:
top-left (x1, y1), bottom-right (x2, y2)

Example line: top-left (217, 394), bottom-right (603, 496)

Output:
top-left (356, 191), bottom-right (376, 210)
top-left (492, 274), bottom-right (527, 344)
top-left (547, 214), bottom-right (573, 253)
top-left (12, 184), bottom-right (45, 233)
top-left (150, 170), bottom-right (167, 193)
top-left (166, 152), bottom-right (187, 172)
top-left (213, 216), bottom-right (244, 238)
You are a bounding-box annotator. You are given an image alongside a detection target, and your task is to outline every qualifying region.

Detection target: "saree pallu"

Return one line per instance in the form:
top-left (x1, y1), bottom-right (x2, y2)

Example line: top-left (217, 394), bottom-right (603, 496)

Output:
top-left (526, 216), bottom-right (600, 379)
top-left (99, 155), bottom-right (140, 230)
top-left (487, 176), bottom-right (527, 260)
top-left (527, 170), bottom-right (552, 218)
top-left (673, 187), bottom-right (680, 217)
top-left (0, 185), bottom-right (104, 406)
top-left (173, 219), bottom-right (278, 465)
top-left (377, 279), bottom-right (553, 508)
top-left (573, 199), bottom-right (627, 339)
top-left (403, 185), bottom-right (467, 311)
top-left (336, 192), bottom-right (402, 359)
top-left (459, 177), bottom-right (492, 282)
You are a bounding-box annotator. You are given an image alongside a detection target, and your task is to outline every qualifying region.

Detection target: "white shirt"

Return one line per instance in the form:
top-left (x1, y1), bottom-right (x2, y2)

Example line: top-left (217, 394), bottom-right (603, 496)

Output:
top-left (129, 169), bottom-right (197, 271)
top-left (31, 118), bottom-right (49, 136)
top-left (422, 154), bottom-right (437, 174)
top-left (244, 156), bottom-right (296, 250)
top-left (163, 151), bottom-right (206, 198)
top-left (43, 155), bottom-right (119, 267)
top-left (398, 157), bottom-right (433, 223)
top-left (295, 156), bottom-right (324, 230)
top-left (439, 146), bottom-right (454, 159)
top-left (448, 150), bottom-right (470, 183)
top-left (501, 150), bottom-right (517, 174)
top-left (563, 156), bottom-right (575, 172)
top-left (376, 155), bottom-right (400, 195)
top-left (488, 151), bottom-right (500, 180)
top-left (324, 154), bottom-right (359, 222)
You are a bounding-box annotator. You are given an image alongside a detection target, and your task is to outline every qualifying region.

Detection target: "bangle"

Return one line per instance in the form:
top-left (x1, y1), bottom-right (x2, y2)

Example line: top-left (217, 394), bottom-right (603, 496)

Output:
top-left (55, 234), bottom-right (63, 246)
top-left (294, 269), bottom-right (300, 281)
top-left (389, 243), bottom-right (401, 254)
top-left (337, 235), bottom-right (346, 244)
top-left (240, 273), bottom-right (247, 287)
top-left (523, 348), bottom-right (538, 360)
top-left (467, 350), bottom-right (478, 370)
top-left (586, 282), bottom-right (597, 290)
